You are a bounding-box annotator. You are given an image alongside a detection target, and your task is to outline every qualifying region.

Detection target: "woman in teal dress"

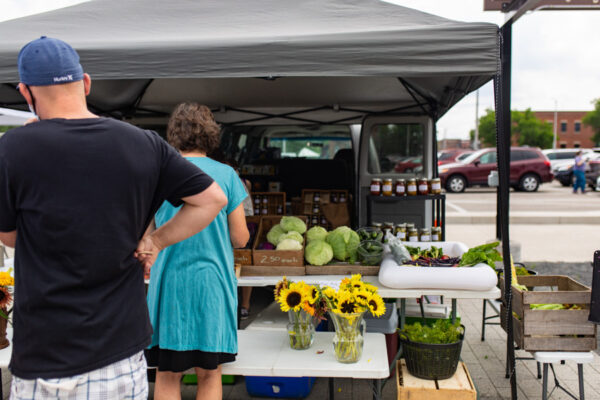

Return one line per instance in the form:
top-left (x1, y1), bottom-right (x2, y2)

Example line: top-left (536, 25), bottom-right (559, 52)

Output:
top-left (146, 103), bottom-right (249, 400)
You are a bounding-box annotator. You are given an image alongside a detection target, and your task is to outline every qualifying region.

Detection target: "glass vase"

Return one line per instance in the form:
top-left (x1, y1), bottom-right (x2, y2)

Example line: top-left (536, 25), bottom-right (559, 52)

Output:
top-left (287, 310), bottom-right (315, 350)
top-left (329, 311), bottom-right (366, 363)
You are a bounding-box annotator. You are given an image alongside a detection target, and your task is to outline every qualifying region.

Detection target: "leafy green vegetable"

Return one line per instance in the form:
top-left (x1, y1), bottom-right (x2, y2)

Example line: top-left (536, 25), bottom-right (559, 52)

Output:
top-left (280, 216), bottom-right (307, 234)
top-left (326, 226), bottom-right (360, 263)
top-left (280, 231), bottom-right (304, 244)
top-left (405, 246), bottom-right (444, 259)
top-left (402, 319), bottom-right (463, 344)
top-left (266, 225), bottom-right (286, 246)
top-left (276, 238), bottom-right (303, 251)
top-left (306, 226), bottom-right (328, 243)
top-left (458, 241), bottom-right (502, 268)
top-left (305, 240), bottom-right (334, 266)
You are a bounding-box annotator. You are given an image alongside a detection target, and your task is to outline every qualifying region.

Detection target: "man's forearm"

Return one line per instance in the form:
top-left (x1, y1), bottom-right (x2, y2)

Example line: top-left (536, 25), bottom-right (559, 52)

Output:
top-left (0, 231), bottom-right (16, 248)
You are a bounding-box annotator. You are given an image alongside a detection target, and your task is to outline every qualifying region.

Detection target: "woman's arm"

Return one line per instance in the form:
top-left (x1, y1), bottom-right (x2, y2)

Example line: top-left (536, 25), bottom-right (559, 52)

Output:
top-left (228, 203), bottom-right (250, 248)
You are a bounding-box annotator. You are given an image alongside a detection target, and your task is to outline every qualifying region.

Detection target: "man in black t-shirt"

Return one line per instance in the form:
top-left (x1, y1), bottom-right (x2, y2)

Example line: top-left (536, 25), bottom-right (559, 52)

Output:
top-left (0, 37), bottom-right (227, 399)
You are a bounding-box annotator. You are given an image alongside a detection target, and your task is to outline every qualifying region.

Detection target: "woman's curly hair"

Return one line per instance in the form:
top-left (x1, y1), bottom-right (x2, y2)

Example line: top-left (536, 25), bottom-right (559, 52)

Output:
top-left (167, 103), bottom-right (221, 153)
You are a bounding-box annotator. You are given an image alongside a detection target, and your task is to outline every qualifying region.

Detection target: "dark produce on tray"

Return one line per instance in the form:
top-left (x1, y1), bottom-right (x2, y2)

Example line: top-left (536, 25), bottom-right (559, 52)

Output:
top-left (404, 256), bottom-right (461, 267)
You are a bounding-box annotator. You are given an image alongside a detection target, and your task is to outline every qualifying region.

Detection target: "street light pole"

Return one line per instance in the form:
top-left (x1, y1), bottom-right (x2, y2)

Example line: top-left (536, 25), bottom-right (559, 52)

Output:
top-left (553, 100), bottom-right (558, 149)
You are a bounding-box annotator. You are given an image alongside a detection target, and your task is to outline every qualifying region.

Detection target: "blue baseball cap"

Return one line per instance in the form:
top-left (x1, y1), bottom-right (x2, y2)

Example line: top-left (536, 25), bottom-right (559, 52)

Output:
top-left (18, 36), bottom-right (84, 86)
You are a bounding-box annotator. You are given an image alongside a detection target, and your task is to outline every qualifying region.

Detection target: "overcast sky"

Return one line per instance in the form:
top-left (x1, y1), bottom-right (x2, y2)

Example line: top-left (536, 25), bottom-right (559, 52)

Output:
top-left (3, 0), bottom-right (599, 139)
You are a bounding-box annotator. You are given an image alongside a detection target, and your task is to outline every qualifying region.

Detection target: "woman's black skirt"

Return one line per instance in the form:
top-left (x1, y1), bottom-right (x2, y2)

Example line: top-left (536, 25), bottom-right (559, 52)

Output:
top-left (145, 346), bottom-right (236, 372)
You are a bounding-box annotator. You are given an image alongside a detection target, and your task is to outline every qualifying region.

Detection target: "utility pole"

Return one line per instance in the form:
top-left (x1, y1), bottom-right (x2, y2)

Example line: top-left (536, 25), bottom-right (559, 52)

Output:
top-left (553, 99), bottom-right (558, 149)
top-left (474, 90), bottom-right (480, 149)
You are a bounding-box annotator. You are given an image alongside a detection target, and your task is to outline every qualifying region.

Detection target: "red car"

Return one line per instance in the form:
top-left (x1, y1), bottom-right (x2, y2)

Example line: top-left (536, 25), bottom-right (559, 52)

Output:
top-left (438, 149), bottom-right (473, 166)
top-left (438, 147), bottom-right (552, 192)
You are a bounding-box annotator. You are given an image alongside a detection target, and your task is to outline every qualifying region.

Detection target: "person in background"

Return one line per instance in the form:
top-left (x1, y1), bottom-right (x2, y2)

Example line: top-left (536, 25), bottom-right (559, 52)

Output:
top-left (573, 150), bottom-right (586, 194)
top-left (146, 103), bottom-right (249, 400)
top-left (0, 37), bottom-right (226, 399)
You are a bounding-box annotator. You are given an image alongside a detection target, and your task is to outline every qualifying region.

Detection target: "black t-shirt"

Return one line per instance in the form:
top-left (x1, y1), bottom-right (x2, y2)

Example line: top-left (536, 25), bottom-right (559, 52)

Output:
top-left (0, 117), bottom-right (214, 379)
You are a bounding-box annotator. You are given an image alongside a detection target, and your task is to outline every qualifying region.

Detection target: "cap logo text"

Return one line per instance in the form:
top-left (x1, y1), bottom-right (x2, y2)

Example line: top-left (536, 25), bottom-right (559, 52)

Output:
top-left (53, 74), bottom-right (73, 83)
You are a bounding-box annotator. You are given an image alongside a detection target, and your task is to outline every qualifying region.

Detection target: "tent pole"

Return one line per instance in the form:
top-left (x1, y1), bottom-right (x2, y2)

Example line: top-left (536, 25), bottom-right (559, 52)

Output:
top-left (496, 22), bottom-right (517, 399)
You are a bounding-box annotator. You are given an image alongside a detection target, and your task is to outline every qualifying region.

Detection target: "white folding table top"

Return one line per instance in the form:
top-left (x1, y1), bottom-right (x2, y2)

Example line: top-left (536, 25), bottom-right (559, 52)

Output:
top-left (222, 330), bottom-right (389, 379)
top-left (238, 275), bottom-right (500, 300)
top-left (0, 327), bottom-right (12, 368)
top-left (533, 351), bottom-right (595, 364)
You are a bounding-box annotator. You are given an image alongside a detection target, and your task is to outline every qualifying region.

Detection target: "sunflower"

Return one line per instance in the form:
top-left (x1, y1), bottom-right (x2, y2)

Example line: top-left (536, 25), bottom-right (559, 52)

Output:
top-left (366, 293), bottom-right (386, 317)
top-left (278, 282), bottom-right (307, 312)
top-left (306, 285), bottom-right (319, 304)
top-left (274, 277), bottom-right (289, 301)
top-left (322, 286), bottom-right (337, 300)
top-left (363, 282), bottom-right (378, 294)
top-left (0, 272), bottom-right (14, 287)
top-left (302, 301), bottom-right (316, 316)
top-left (0, 286), bottom-right (12, 308)
top-left (335, 291), bottom-right (359, 314)
top-left (354, 289), bottom-right (370, 307)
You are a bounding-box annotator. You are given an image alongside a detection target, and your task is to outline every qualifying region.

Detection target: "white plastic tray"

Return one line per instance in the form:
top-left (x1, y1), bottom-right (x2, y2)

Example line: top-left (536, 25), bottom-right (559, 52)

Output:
top-left (378, 241), bottom-right (498, 291)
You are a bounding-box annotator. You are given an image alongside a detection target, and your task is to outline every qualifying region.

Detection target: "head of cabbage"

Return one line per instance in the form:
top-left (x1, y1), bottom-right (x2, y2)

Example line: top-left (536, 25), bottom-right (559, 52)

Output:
top-left (280, 231), bottom-right (304, 244)
top-left (279, 216), bottom-right (307, 234)
top-left (276, 238), bottom-right (303, 251)
top-left (326, 226), bottom-right (360, 263)
top-left (266, 224), bottom-right (286, 246)
top-left (306, 226), bottom-right (328, 243)
top-left (305, 240), bottom-right (333, 266)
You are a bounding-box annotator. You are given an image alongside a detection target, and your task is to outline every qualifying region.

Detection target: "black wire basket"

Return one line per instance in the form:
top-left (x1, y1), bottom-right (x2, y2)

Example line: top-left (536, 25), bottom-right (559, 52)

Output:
top-left (398, 325), bottom-right (465, 380)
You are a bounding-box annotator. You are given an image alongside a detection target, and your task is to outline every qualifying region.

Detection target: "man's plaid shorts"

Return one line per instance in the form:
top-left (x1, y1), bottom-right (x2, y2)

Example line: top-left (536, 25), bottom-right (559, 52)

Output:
top-left (10, 351), bottom-right (148, 400)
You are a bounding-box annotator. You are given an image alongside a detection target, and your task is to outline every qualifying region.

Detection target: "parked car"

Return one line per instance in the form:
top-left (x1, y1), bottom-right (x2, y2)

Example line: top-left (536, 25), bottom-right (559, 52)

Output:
top-left (551, 152), bottom-right (600, 187)
top-left (438, 147), bottom-right (552, 193)
top-left (394, 156), bottom-right (422, 173)
top-left (585, 160), bottom-right (600, 190)
top-left (542, 148), bottom-right (592, 170)
top-left (437, 149), bottom-right (473, 166)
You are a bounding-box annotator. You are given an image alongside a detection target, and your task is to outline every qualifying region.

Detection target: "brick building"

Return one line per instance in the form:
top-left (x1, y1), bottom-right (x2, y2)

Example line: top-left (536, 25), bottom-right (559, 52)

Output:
top-left (533, 111), bottom-right (595, 149)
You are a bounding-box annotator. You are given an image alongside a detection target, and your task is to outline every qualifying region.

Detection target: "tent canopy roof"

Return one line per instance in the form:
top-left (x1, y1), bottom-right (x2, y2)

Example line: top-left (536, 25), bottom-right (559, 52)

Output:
top-left (0, 0), bottom-right (499, 124)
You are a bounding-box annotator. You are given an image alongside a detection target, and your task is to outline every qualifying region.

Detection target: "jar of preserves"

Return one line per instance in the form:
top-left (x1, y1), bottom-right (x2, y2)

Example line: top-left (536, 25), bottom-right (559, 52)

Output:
top-left (254, 207), bottom-right (261, 216)
top-left (430, 178), bottom-right (442, 195)
top-left (395, 179), bottom-right (406, 196)
top-left (339, 192), bottom-right (347, 203)
top-left (406, 178), bottom-right (417, 196)
top-left (313, 204), bottom-right (320, 214)
top-left (262, 196), bottom-right (269, 205)
top-left (371, 222), bottom-right (383, 233)
top-left (313, 192), bottom-right (321, 203)
top-left (311, 215), bottom-right (319, 225)
top-left (320, 216), bottom-right (328, 226)
top-left (382, 178), bottom-right (393, 196)
top-left (418, 178), bottom-right (429, 195)
top-left (407, 228), bottom-right (419, 242)
top-left (419, 228), bottom-right (431, 242)
top-left (254, 195), bottom-right (261, 208)
top-left (370, 178), bottom-right (382, 196)
top-left (431, 227), bottom-right (441, 242)
top-left (331, 192), bottom-right (338, 203)
top-left (394, 224), bottom-right (407, 241)
top-left (383, 222), bottom-right (394, 236)
top-left (261, 205), bottom-right (268, 215)
top-left (276, 204), bottom-right (283, 215)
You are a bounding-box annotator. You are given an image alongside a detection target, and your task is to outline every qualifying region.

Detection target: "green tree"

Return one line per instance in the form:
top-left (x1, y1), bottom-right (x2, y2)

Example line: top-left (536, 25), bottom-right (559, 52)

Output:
top-left (583, 98), bottom-right (600, 146)
top-left (0, 125), bottom-right (18, 133)
top-left (476, 108), bottom-right (553, 148)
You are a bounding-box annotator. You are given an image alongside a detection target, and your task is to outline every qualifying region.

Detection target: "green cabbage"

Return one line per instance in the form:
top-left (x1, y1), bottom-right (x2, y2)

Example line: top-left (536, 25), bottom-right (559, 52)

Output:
top-left (326, 226), bottom-right (360, 263)
top-left (276, 238), bottom-right (303, 251)
top-left (266, 224), bottom-right (286, 245)
top-left (305, 240), bottom-right (334, 266)
top-left (280, 231), bottom-right (304, 244)
top-left (306, 226), bottom-right (328, 243)
top-left (279, 216), bottom-right (307, 234)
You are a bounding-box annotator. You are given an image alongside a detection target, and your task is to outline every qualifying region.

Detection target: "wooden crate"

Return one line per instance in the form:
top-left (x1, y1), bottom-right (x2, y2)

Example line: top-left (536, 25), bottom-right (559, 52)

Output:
top-left (396, 360), bottom-right (476, 400)
top-left (252, 215), bottom-right (307, 267)
top-left (499, 275), bottom-right (597, 351)
top-left (251, 192), bottom-right (286, 215)
top-left (233, 216), bottom-right (261, 265)
top-left (241, 265), bottom-right (305, 276)
top-left (301, 189), bottom-right (349, 229)
top-left (305, 264), bottom-right (380, 276)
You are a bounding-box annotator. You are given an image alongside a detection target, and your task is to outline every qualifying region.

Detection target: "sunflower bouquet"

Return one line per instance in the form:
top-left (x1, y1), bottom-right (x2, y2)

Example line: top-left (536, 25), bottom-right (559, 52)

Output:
top-left (275, 277), bottom-right (325, 350)
top-left (321, 274), bottom-right (385, 363)
top-left (0, 271), bottom-right (14, 350)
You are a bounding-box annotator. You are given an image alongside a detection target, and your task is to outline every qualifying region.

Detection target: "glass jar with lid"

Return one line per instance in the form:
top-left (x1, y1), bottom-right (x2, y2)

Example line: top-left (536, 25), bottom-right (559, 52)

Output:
top-left (313, 203), bottom-right (320, 214)
top-left (406, 178), bottom-right (417, 196)
top-left (394, 224), bottom-right (407, 241)
top-left (382, 178), bottom-right (393, 196)
top-left (320, 216), bottom-right (328, 226)
top-left (262, 195), bottom-right (269, 205)
top-left (261, 205), bottom-right (268, 215)
top-left (254, 195), bottom-right (261, 207)
top-left (331, 192), bottom-right (339, 203)
top-left (395, 179), bottom-right (406, 196)
top-left (370, 179), bottom-right (382, 196)
top-left (276, 204), bottom-right (284, 215)
top-left (311, 215), bottom-right (319, 225)
top-left (407, 228), bottom-right (419, 242)
top-left (313, 192), bottom-right (321, 203)
top-left (418, 178), bottom-right (429, 195)
top-left (419, 228), bottom-right (431, 242)
top-left (371, 222), bottom-right (383, 234)
top-left (431, 227), bottom-right (442, 242)
top-left (339, 193), bottom-right (347, 203)
top-left (405, 223), bottom-right (415, 232)
top-left (383, 222), bottom-right (394, 236)
top-left (430, 178), bottom-right (442, 195)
